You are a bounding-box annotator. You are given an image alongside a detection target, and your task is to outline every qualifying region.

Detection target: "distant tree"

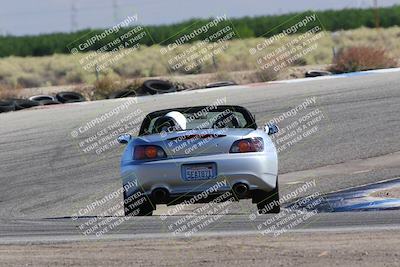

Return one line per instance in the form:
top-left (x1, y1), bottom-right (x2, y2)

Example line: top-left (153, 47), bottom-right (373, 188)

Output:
top-left (0, 5), bottom-right (399, 57)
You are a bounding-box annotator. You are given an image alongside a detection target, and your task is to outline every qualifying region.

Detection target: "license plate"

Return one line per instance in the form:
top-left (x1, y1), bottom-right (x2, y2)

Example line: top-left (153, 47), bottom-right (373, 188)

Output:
top-left (182, 164), bottom-right (216, 181)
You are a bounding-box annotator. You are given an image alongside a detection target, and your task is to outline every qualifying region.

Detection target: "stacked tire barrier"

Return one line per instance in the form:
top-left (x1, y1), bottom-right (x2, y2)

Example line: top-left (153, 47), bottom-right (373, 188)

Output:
top-left (107, 79), bottom-right (177, 98)
top-left (55, 92), bottom-right (85, 103)
top-left (205, 81), bottom-right (237, 88)
top-left (108, 89), bottom-right (137, 99)
top-left (0, 92), bottom-right (85, 114)
top-left (141, 80), bottom-right (176, 95)
top-left (0, 100), bottom-right (15, 113)
top-left (305, 70), bottom-right (332, 78)
top-left (13, 99), bottom-right (40, 110)
top-left (29, 95), bottom-right (61, 105)
top-left (1, 79), bottom-right (176, 114)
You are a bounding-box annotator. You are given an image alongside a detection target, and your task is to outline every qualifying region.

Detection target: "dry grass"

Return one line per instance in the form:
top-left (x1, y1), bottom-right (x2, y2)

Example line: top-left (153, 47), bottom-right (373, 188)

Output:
top-left (329, 46), bottom-right (397, 73)
top-left (93, 74), bottom-right (124, 99)
top-left (0, 26), bottom-right (399, 92)
top-left (92, 75), bottom-right (142, 99)
top-left (0, 84), bottom-right (21, 100)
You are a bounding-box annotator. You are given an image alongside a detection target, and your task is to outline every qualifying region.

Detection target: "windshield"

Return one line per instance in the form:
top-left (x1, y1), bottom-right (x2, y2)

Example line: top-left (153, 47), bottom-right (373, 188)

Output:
top-left (140, 106), bottom-right (256, 135)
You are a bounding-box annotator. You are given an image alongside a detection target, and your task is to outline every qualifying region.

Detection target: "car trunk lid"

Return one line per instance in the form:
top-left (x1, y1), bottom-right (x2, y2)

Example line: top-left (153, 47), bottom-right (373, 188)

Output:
top-left (141, 128), bottom-right (253, 157)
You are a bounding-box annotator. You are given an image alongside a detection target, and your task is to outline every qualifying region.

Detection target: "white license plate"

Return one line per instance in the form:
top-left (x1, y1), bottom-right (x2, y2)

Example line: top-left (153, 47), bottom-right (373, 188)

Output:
top-left (183, 165), bottom-right (216, 181)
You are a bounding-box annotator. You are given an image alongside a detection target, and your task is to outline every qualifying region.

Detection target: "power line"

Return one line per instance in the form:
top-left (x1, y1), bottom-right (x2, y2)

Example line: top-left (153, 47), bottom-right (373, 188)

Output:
top-left (0, 2), bottom-right (133, 17)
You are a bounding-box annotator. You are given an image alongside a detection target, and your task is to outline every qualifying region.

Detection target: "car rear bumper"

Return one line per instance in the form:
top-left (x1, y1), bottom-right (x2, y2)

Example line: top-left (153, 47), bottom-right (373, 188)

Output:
top-left (121, 152), bottom-right (278, 198)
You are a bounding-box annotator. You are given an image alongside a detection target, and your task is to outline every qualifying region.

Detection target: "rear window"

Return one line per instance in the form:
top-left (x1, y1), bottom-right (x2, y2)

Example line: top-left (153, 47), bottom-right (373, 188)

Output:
top-left (141, 106), bottom-right (256, 135)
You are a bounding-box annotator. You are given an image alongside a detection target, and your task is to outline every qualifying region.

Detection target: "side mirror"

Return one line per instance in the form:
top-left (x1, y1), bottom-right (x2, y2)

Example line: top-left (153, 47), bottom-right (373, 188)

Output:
top-left (117, 134), bottom-right (132, 144)
top-left (265, 123), bottom-right (279, 135)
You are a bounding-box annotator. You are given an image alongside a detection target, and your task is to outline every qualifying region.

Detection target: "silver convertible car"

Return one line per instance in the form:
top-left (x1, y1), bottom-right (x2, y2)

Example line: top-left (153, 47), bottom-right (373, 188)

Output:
top-left (118, 105), bottom-right (279, 216)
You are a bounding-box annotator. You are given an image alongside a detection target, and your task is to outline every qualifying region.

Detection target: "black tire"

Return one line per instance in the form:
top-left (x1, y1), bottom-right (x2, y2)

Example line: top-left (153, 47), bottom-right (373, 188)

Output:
top-left (205, 80), bottom-right (237, 88)
top-left (142, 79), bottom-right (176, 95)
top-left (12, 99), bottom-right (40, 110)
top-left (108, 89), bottom-right (137, 99)
top-left (38, 99), bottom-right (61, 105)
top-left (0, 100), bottom-right (15, 113)
top-left (29, 95), bottom-right (55, 102)
top-left (123, 190), bottom-right (154, 216)
top-left (254, 179), bottom-right (280, 214)
top-left (56, 91), bottom-right (85, 103)
top-left (305, 70), bottom-right (332, 78)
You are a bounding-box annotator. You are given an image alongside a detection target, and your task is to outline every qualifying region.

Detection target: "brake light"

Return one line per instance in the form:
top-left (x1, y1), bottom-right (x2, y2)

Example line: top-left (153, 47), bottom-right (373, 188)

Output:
top-left (230, 137), bottom-right (264, 153)
top-left (134, 145), bottom-right (166, 160)
top-left (145, 146), bottom-right (158, 158)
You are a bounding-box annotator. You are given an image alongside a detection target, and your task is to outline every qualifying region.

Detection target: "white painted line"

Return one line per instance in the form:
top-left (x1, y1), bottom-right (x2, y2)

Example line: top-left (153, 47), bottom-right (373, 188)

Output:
top-left (352, 169), bottom-right (371, 174)
top-left (270, 75), bottom-right (339, 84)
top-left (285, 181), bottom-right (306, 185)
top-left (166, 67), bottom-right (400, 93)
top-left (361, 67), bottom-right (400, 74)
top-left (270, 67), bottom-right (400, 84)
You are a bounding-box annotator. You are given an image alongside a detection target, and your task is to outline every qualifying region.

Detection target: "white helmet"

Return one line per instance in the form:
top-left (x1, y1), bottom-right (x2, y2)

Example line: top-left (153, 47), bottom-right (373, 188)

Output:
top-left (165, 111), bottom-right (187, 131)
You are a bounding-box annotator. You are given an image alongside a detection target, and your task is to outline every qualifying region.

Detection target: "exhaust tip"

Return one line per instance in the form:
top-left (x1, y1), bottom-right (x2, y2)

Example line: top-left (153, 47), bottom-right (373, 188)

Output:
top-left (233, 183), bottom-right (249, 197)
top-left (151, 188), bottom-right (169, 203)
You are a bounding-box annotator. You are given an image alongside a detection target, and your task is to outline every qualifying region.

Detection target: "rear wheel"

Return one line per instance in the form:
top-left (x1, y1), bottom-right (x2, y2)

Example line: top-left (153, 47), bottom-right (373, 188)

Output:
top-left (123, 191), bottom-right (154, 216)
top-left (254, 179), bottom-right (280, 214)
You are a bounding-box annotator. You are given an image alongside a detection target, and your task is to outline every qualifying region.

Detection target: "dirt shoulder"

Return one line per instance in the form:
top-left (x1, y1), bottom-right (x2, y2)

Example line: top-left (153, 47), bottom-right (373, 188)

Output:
top-left (1, 229), bottom-right (399, 266)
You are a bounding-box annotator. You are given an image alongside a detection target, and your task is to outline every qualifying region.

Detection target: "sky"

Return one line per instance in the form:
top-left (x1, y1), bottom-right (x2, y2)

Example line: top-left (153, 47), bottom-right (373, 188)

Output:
top-left (0, 0), bottom-right (399, 36)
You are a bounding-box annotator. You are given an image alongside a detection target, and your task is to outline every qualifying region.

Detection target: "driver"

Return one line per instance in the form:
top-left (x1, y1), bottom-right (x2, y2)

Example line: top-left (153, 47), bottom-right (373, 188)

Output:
top-left (153, 111), bottom-right (187, 133)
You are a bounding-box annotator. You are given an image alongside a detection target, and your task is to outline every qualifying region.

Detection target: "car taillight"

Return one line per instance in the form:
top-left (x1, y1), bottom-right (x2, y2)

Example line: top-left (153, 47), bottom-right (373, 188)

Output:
top-left (230, 137), bottom-right (264, 153)
top-left (134, 145), bottom-right (167, 160)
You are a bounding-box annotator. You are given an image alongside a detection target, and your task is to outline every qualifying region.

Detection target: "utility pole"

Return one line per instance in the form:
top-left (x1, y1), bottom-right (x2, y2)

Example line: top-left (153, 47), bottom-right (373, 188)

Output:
top-left (113, 0), bottom-right (119, 24)
top-left (0, 17), bottom-right (5, 36)
top-left (374, 0), bottom-right (380, 29)
top-left (71, 1), bottom-right (78, 32)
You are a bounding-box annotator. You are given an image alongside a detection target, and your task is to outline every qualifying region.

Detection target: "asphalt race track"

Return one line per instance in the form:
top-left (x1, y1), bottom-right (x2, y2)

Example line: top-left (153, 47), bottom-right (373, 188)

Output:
top-left (0, 71), bottom-right (400, 242)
